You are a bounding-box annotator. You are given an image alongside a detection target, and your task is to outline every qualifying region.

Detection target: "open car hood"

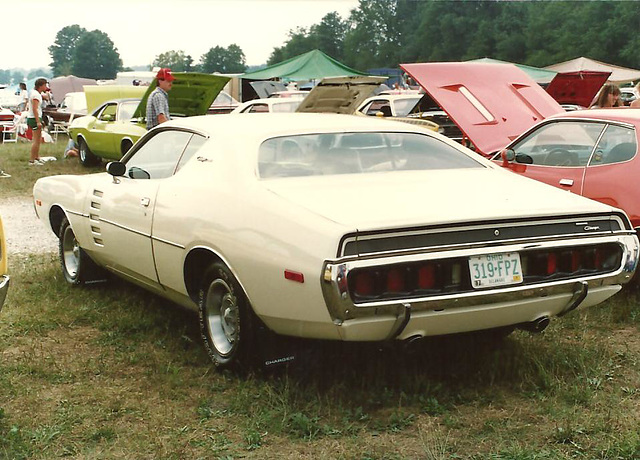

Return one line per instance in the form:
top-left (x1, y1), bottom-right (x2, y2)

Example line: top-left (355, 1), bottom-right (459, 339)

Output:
top-left (84, 85), bottom-right (147, 113)
top-left (132, 72), bottom-right (230, 119)
top-left (250, 81), bottom-right (288, 98)
top-left (400, 63), bottom-right (564, 155)
top-left (545, 71), bottom-right (611, 108)
top-left (296, 76), bottom-right (387, 114)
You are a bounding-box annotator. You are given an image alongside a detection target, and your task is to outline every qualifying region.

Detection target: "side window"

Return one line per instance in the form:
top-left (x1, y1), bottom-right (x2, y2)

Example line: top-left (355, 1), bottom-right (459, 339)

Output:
top-left (590, 125), bottom-right (637, 165)
top-left (98, 104), bottom-right (117, 121)
top-left (364, 100), bottom-right (387, 116)
top-left (175, 134), bottom-right (207, 173)
top-left (512, 121), bottom-right (605, 167)
top-left (247, 104), bottom-right (268, 113)
top-left (125, 130), bottom-right (192, 180)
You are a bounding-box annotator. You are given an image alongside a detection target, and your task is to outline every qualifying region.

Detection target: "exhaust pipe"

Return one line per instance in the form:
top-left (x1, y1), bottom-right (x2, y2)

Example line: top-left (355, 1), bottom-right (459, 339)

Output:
top-left (519, 316), bottom-right (550, 334)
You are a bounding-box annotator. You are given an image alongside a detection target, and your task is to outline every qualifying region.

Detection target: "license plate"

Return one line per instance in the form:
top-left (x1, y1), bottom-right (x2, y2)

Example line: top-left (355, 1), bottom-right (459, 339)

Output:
top-left (469, 252), bottom-right (523, 289)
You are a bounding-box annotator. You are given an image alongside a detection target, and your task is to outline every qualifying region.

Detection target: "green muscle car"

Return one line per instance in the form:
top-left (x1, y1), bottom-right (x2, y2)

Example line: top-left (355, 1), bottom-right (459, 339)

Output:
top-left (70, 73), bottom-right (229, 166)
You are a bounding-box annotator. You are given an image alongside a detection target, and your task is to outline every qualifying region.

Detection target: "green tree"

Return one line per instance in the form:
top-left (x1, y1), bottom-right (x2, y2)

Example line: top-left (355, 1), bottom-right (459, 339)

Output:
top-left (153, 50), bottom-right (193, 72)
top-left (71, 30), bottom-right (122, 80)
top-left (48, 25), bottom-right (87, 77)
top-left (199, 44), bottom-right (246, 73)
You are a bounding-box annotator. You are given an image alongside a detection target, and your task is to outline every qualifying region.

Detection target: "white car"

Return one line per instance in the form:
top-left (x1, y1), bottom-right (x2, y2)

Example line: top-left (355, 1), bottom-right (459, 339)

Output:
top-left (230, 97), bottom-right (304, 114)
top-left (33, 113), bottom-right (639, 368)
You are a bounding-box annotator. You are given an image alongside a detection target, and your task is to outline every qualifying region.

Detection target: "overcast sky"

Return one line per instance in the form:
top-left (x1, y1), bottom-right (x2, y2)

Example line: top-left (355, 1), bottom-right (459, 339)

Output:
top-left (10, 0), bottom-right (360, 71)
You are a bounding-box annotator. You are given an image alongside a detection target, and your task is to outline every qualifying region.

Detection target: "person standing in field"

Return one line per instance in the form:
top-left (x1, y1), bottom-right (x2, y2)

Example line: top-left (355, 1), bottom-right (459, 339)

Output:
top-left (146, 68), bottom-right (175, 129)
top-left (26, 78), bottom-right (48, 166)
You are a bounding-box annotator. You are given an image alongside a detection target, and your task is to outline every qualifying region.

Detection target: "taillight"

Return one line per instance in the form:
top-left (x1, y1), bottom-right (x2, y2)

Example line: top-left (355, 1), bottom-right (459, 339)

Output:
top-left (547, 253), bottom-right (557, 275)
top-left (418, 265), bottom-right (436, 289)
top-left (354, 271), bottom-right (374, 296)
top-left (386, 268), bottom-right (405, 293)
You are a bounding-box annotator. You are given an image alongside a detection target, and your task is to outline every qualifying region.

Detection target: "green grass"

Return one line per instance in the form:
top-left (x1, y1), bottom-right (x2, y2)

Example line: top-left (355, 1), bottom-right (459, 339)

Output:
top-left (1, 256), bottom-right (639, 459)
top-left (0, 140), bottom-right (101, 198)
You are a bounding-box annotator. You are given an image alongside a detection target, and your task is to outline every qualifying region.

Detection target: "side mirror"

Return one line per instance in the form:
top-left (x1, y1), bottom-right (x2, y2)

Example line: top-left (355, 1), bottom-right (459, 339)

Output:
top-left (500, 148), bottom-right (516, 162)
top-left (101, 114), bottom-right (113, 122)
top-left (106, 161), bottom-right (126, 177)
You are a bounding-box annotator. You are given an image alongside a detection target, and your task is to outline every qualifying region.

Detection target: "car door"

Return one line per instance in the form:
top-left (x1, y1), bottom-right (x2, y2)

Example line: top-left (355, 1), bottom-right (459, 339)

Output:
top-left (502, 120), bottom-right (607, 195)
top-left (85, 129), bottom-right (194, 289)
top-left (88, 103), bottom-right (118, 156)
top-left (582, 123), bottom-right (639, 225)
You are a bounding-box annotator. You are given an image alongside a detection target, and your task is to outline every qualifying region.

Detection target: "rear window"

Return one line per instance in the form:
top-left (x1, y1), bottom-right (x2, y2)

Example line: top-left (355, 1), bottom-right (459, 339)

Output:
top-left (258, 132), bottom-right (483, 178)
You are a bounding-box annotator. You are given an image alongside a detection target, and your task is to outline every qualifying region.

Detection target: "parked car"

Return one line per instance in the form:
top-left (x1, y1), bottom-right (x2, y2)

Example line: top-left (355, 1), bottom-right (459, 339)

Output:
top-left (208, 90), bottom-right (239, 115)
top-left (495, 109), bottom-right (640, 231)
top-left (42, 91), bottom-right (87, 130)
top-left (70, 73), bottom-right (229, 166)
top-left (0, 215), bottom-right (9, 313)
top-left (230, 97), bottom-right (303, 113)
top-left (33, 113), bottom-right (639, 368)
top-left (620, 87), bottom-right (639, 106)
top-left (356, 92), bottom-right (460, 140)
top-left (297, 76), bottom-right (440, 132)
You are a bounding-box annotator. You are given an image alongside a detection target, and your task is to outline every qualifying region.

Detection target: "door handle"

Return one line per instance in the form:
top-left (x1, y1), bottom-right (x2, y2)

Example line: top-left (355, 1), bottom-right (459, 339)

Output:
top-left (559, 179), bottom-right (574, 186)
top-left (140, 197), bottom-right (150, 207)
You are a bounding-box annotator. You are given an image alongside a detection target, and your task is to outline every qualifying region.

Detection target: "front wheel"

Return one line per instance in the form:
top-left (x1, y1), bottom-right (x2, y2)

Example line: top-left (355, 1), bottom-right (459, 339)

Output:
top-left (198, 262), bottom-right (254, 368)
top-left (58, 217), bottom-right (103, 285)
top-left (78, 138), bottom-right (101, 167)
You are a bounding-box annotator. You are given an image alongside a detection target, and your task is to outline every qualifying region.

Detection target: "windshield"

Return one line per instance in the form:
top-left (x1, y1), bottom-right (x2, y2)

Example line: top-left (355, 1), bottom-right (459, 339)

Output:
top-left (258, 132), bottom-right (483, 178)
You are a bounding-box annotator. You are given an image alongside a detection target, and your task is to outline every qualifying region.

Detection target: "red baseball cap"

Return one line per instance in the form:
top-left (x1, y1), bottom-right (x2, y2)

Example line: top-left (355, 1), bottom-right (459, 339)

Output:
top-left (156, 68), bottom-right (175, 82)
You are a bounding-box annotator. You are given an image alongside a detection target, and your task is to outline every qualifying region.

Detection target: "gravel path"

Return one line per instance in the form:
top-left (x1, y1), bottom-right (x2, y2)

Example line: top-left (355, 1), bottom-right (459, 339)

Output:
top-left (0, 196), bottom-right (58, 255)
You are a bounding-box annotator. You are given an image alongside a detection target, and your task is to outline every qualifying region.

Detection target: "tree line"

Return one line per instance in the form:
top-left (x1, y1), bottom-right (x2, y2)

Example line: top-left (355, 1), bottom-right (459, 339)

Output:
top-left (2, 0), bottom-right (638, 84)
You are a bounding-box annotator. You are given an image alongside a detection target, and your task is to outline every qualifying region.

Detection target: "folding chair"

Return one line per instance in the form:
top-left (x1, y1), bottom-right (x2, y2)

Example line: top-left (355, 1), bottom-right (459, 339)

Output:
top-left (1, 123), bottom-right (17, 143)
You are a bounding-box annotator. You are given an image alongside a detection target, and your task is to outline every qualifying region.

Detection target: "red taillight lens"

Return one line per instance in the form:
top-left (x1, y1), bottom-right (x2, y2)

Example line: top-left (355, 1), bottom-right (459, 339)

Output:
top-left (595, 248), bottom-right (604, 269)
top-left (386, 268), bottom-right (405, 293)
top-left (547, 253), bottom-right (557, 275)
top-left (418, 265), bottom-right (436, 289)
top-left (571, 251), bottom-right (581, 272)
top-left (354, 271), bottom-right (374, 296)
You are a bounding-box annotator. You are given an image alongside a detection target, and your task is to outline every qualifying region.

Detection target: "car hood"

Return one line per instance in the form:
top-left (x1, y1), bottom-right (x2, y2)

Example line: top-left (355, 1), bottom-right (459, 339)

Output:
top-left (262, 168), bottom-right (611, 230)
top-left (250, 81), bottom-right (288, 98)
top-left (545, 71), bottom-right (611, 107)
top-left (296, 76), bottom-right (387, 114)
top-left (400, 63), bottom-right (564, 156)
top-left (85, 85), bottom-right (147, 113)
top-left (132, 72), bottom-right (230, 118)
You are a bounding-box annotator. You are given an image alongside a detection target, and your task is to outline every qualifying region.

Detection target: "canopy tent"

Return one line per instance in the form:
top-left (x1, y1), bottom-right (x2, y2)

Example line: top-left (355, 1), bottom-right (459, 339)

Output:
top-left (240, 49), bottom-right (367, 81)
top-left (544, 57), bottom-right (640, 84)
top-left (468, 58), bottom-right (557, 84)
top-left (49, 75), bottom-right (97, 105)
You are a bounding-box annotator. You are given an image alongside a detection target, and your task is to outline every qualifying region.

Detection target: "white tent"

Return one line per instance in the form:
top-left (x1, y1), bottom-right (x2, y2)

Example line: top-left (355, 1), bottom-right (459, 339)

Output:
top-left (545, 57), bottom-right (640, 84)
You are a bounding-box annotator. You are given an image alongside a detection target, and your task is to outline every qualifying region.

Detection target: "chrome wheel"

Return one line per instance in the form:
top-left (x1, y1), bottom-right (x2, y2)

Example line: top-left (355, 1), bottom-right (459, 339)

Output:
top-left (62, 225), bottom-right (80, 279)
top-left (204, 279), bottom-right (239, 356)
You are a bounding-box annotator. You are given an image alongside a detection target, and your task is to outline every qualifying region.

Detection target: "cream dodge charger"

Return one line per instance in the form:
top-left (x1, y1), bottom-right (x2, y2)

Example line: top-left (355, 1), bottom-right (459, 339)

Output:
top-left (33, 114), bottom-right (639, 368)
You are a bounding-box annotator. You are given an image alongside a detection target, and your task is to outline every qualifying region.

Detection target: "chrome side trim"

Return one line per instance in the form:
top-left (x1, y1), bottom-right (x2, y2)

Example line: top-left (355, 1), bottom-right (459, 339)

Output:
top-left (152, 236), bottom-right (185, 249)
top-left (99, 218), bottom-right (150, 238)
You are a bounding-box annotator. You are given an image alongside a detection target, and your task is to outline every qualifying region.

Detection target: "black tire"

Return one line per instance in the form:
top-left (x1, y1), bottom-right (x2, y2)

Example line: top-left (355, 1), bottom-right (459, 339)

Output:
top-left (78, 138), bottom-right (101, 167)
top-left (58, 217), bottom-right (103, 285)
top-left (198, 262), bottom-right (254, 368)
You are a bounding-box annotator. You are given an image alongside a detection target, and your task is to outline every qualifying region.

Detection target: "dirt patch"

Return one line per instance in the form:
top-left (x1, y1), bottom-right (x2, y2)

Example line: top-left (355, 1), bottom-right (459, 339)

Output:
top-left (0, 196), bottom-right (58, 255)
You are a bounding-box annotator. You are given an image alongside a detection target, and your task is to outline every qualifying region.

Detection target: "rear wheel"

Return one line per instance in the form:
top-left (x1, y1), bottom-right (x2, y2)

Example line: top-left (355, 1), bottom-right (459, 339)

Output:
top-left (198, 262), bottom-right (254, 368)
top-left (78, 138), bottom-right (101, 167)
top-left (58, 217), bottom-right (104, 285)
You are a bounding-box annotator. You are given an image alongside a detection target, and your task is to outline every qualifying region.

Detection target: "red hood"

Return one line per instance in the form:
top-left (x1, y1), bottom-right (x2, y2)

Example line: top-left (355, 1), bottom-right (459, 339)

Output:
top-left (545, 71), bottom-right (611, 107)
top-left (401, 62), bottom-right (564, 155)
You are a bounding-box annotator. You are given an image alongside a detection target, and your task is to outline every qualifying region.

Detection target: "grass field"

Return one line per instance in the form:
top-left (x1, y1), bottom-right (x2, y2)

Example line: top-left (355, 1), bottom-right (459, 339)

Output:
top-left (1, 141), bottom-right (639, 459)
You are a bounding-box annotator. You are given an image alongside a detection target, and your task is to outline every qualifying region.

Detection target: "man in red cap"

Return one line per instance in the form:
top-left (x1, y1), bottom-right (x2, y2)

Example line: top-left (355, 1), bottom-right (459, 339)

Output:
top-left (146, 68), bottom-right (175, 129)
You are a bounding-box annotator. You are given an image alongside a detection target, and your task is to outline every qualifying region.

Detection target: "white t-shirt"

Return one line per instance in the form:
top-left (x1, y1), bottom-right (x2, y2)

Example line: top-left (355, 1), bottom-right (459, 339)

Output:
top-left (27, 89), bottom-right (43, 118)
top-left (20, 89), bottom-right (28, 104)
